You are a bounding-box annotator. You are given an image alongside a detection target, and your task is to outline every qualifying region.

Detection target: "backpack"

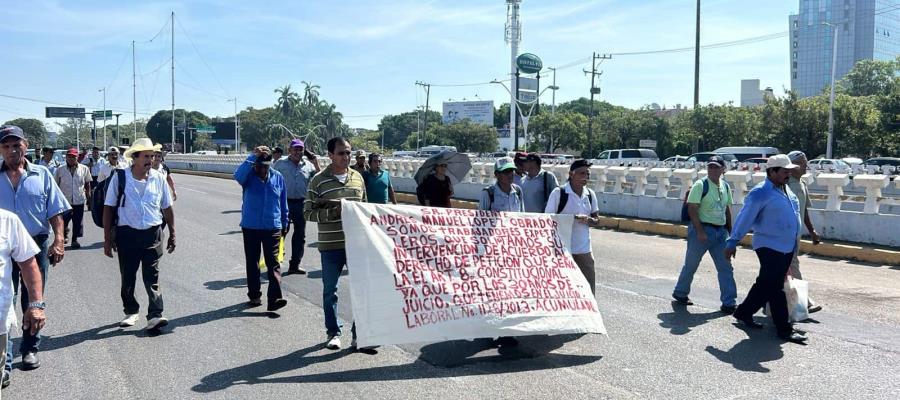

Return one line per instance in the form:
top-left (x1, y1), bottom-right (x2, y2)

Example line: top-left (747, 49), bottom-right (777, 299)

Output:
top-left (484, 184), bottom-right (522, 211)
top-left (91, 169), bottom-right (126, 228)
top-left (680, 178), bottom-right (729, 222)
top-left (557, 188), bottom-right (596, 214)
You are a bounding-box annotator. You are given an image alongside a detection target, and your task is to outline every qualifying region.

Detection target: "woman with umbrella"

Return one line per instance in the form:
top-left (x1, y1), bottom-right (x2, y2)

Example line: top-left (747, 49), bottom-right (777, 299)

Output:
top-left (415, 151), bottom-right (471, 208)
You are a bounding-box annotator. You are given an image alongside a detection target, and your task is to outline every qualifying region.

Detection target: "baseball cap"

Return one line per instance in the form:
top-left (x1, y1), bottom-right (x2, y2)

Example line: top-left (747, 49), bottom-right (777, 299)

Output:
top-left (569, 159), bottom-right (592, 171)
top-left (66, 148), bottom-right (78, 156)
top-left (355, 150), bottom-right (366, 158)
top-left (525, 153), bottom-right (542, 164)
top-left (42, 146), bottom-right (55, 152)
top-left (0, 125), bottom-right (25, 142)
top-left (289, 139), bottom-right (305, 148)
top-left (107, 146), bottom-right (120, 153)
top-left (787, 150), bottom-right (807, 162)
top-left (707, 155), bottom-right (726, 168)
top-left (766, 154), bottom-right (799, 169)
top-left (514, 152), bottom-right (528, 163)
top-left (273, 146), bottom-right (284, 153)
top-left (495, 157), bottom-right (516, 172)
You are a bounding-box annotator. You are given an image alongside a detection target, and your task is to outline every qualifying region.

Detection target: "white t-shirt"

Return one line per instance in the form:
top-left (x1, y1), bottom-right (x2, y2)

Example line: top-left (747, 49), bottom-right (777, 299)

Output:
top-left (0, 209), bottom-right (40, 334)
top-left (544, 183), bottom-right (600, 254)
top-left (104, 168), bottom-right (172, 230)
top-left (97, 161), bottom-right (127, 183)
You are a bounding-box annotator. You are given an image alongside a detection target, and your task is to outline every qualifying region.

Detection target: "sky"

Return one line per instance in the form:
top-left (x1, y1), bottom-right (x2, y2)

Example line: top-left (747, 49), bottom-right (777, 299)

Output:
top-left (0, 0), bottom-right (798, 131)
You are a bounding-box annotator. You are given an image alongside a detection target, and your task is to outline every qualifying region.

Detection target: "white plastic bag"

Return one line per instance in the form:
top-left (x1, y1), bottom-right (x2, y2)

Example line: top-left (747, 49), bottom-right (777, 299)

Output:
top-left (763, 276), bottom-right (810, 322)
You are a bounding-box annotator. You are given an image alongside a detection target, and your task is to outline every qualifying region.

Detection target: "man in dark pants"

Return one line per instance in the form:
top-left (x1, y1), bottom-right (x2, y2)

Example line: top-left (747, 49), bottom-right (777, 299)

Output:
top-left (725, 154), bottom-right (807, 344)
top-left (272, 139), bottom-right (319, 275)
top-left (234, 146), bottom-right (289, 311)
top-left (103, 138), bottom-right (176, 331)
top-left (54, 148), bottom-right (92, 249)
top-left (0, 125), bottom-right (69, 379)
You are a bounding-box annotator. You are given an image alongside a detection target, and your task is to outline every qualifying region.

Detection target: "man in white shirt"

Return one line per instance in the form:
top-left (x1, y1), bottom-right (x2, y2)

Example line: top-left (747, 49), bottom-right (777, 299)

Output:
top-left (97, 147), bottom-right (126, 183)
top-left (0, 209), bottom-right (47, 391)
top-left (102, 138), bottom-right (176, 331)
top-left (544, 159), bottom-right (600, 295)
top-left (81, 147), bottom-right (104, 187)
top-left (54, 149), bottom-right (92, 249)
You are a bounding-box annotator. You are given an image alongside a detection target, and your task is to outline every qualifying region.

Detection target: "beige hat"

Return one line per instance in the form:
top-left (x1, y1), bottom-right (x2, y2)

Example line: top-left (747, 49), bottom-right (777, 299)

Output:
top-left (124, 137), bottom-right (162, 159)
top-left (765, 154), bottom-right (799, 170)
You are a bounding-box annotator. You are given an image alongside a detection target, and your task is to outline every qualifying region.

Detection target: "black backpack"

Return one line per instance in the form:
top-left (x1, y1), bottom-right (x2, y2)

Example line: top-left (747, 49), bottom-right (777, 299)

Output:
top-left (91, 169), bottom-right (126, 228)
top-left (557, 188), bottom-right (596, 214)
top-left (680, 178), bottom-right (729, 222)
top-left (484, 184), bottom-right (522, 211)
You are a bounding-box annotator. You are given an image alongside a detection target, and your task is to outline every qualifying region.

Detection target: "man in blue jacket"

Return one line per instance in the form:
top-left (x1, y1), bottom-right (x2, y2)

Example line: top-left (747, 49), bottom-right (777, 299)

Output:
top-left (725, 154), bottom-right (807, 344)
top-left (234, 146), bottom-right (289, 312)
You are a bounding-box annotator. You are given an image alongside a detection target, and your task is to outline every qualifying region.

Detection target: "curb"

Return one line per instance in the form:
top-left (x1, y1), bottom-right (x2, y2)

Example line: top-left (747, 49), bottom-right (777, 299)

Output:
top-left (173, 169), bottom-right (899, 265)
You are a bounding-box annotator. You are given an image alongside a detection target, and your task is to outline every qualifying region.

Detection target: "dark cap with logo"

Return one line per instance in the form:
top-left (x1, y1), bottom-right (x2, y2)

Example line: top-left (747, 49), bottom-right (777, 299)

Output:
top-left (569, 159), bottom-right (592, 171)
top-left (0, 125), bottom-right (25, 142)
top-left (707, 155), bottom-right (726, 168)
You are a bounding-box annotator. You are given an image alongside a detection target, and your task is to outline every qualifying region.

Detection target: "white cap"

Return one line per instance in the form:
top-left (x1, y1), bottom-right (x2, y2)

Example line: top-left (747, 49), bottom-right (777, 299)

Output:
top-left (765, 154), bottom-right (799, 169)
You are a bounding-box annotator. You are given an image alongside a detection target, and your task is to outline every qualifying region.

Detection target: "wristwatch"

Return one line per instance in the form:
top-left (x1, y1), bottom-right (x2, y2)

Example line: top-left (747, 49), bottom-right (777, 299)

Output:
top-left (27, 301), bottom-right (46, 310)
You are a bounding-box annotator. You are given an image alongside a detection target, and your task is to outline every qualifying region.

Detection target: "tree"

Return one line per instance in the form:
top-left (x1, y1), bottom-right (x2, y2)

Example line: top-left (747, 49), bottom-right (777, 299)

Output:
top-left (301, 81), bottom-right (321, 107)
top-left (378, 110), bottom-right (441, 150)
top-left (145, 109), bottom-right (211, 148)
top-left (238, 107), bottom-right (283, 150)
top-left (274, 84), bottom-right (301, 118)
top-left (54, 118), bottom-right (93, 149)
top-left (192, 133), bottom-right (214, 151)
top-left (838, 57), bottom-right (900, 97)
top-left (494, 103), bottom-right (510, 129)
top-left (527, 112), bottom-right (587, 153)
top-left (3, 118), bottom-right (47, 147)
top-left (412, 120), bottom-right (498, 153)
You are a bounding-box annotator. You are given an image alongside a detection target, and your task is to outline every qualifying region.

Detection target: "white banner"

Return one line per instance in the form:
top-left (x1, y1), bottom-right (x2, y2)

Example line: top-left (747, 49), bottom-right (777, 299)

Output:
top-left (342, 201), bottom-right (606, 348)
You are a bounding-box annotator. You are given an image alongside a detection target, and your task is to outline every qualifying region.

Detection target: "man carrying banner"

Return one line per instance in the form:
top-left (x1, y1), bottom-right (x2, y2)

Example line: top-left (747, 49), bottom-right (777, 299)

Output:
top-left (545, 159), bottom-right (600, 295)
top-left (303, 137), bottom-right (375, 354)
top-left (479, 158), bottom-right (524, 213)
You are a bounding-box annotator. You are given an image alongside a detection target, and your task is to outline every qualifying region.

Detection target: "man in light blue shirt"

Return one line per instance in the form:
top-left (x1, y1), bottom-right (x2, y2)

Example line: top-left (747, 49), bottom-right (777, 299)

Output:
top-left (272, 139), bottom-right (319, 275)
top-left (0, 125), bottom-right (70, 376)
top-left (725, 154), bottom-right (806, 344)
top-left (478, 158), bottom-right (524, 212)
top-left (520, 153), bottom-right (559, 213)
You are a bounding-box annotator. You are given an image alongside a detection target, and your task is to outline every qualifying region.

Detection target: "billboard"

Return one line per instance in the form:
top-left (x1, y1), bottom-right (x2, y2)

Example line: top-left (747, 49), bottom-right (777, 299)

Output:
top-left (442, 100), bottom-right (494, 126)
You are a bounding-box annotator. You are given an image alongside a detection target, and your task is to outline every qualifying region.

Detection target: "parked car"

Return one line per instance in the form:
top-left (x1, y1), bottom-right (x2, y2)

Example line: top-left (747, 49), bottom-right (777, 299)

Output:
top-left (842, 157), bottom-right (864, 167)
top-left (863, 157), bottom-right (900, 168)
top-left (392, 150), bottom-right (417, 158)
top-left (194, 150), bottom-right (218, 155)
top-left (595, 149), bottom-right (659, 165)
top-left (808, 158), bottom-right (852, 173)
top-left (741, 157), bottom-right (769, 172)
top-left (713, 146), bottom-right (780, 161)
top-left (538, 153), bottom-right (575, 163)
top-left (687, 152), bottom-right (738, 163)
top-left (662, 155), bottom-right (688, 163)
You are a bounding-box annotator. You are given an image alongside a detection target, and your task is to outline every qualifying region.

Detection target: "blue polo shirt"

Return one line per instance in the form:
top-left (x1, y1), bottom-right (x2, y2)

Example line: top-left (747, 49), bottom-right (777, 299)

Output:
top-left (272, 158), bottom-right (315, 200)
top-left (233, 154), bottom-right (289, 230)
top-left (726, 179), bottom-right (801, 254)
top-left (363, 169), bottom-right (392, 204)
top-left (0, 161), bottom-right (71, 236)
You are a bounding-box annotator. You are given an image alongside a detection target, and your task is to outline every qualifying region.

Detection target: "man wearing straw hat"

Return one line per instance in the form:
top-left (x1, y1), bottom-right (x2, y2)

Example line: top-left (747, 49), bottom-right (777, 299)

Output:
top-left (102, 138), bottom-right (176, 331)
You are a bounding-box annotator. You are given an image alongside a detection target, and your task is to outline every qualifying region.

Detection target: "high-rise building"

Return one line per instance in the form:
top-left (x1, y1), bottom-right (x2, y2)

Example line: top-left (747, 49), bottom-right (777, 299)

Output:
top-left (789, 0), bottom-right (899, 98)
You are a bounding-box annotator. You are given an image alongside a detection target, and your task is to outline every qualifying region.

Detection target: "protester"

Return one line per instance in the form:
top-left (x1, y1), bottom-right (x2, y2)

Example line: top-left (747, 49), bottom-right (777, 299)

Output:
top-left (416, 163), bottom-right (453, 208)
top-left (273, 139), bottom-right (319, 275)
top-left (102, 138), bottom-right (176, 331)
top-left (37, 147), bottom-right (60, 175)
top-left (303, 137), bottom-right (375, 354)
top-left (0, 209), bottom-right (48, 390)
top-left (97, 147), bottom-right (126, 182)
top-left (513, 151), bottom-right (527, 186)
top-left (351, 150), bottom-right (368, 174)
top-left (671, 155), bottom-right (737, 313)
top-left (520, 153), bottom-right (559, 213)
top-left (272, 147), bottom-right (284, 163)
top-left (81, 146), bottom-right (103, 187)
top-left (479, 157), bottom-right (524, 212)
top-left (152, 150), bottom-right (177, 201)
top-left (545, 159), bottom-right (600, 295)
top-left (54, 148), bottom-right (92, 249)
top-left (363, 153), bottom-right (396, 205)
top-left (725, 154), bottom-right (807, 344)
top-left (786, 150), bottom-right (822, 313)
top-left (234, 146), bottom-right (289, 311)
top-left (0, 125), bottom-right (69, 377)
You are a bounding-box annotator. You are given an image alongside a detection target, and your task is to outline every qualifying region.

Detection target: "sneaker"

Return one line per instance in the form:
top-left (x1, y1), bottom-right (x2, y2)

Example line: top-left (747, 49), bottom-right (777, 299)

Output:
top-left (70, 240), bottom-right (81, 249)
top-left (267, 298), bottom-right (288, 312)
top-left (248, 298), bottom-right (262, 307)
top-left (21, 352), bottom-right (40, 370)
top-left (119, 314), bottom-right (140, 327)
top-left (145, 316), bottom-right (169, 331)
top-left (808, 304), bottom-right (823, 314)
top-left (350, 338), bottom-right (379, 355)
top-left (325, 335), bottom-right (342, 350)
top-left (720, 305), bottom-right (737, 315)
top-left (672, 294), bottom-right (694, 305)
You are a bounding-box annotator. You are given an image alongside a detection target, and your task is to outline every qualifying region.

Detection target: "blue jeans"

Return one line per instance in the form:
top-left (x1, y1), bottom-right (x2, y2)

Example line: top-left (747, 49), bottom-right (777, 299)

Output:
top-left (673, 225), bottom-right (737, 307)
top-left (6, 234), bottom-right (50, 373)
top-left (321, 249), bottom-right (355, 338)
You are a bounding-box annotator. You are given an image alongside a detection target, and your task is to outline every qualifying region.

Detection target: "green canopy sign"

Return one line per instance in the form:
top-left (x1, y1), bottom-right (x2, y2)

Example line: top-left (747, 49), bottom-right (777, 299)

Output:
top-left (516, 53), bottom-right (543, 74)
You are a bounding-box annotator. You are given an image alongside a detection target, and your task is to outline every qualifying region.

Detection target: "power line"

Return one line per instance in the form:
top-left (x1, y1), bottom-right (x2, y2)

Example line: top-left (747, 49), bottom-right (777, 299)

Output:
top-left (174, 15), bottom-right (232, 98)
top-left (0, 94), bottom-right (155, 116)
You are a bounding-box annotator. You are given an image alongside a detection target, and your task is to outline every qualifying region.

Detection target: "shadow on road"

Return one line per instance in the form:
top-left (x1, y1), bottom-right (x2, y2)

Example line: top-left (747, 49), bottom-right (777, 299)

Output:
top-left (204, 278), bottom-right (248, 291)
top-left (218, 230), bottom-right (242, 236)
top-left (657, 302), bottom-right (725, 335)
top-left (68, 241), bottom-right (105, 251)
top-left (705, 333), bottom-right (785, 373)
top-left (305, 269), bottom-right (347, 279)
top-left (42, 303), bottom-right (275, 352)
top-left (221, 210), bottom-right (241, 214)
top-left (192, 335), bottom-right (600, 393)
top-left (417, 333), bottom-right (588, 368)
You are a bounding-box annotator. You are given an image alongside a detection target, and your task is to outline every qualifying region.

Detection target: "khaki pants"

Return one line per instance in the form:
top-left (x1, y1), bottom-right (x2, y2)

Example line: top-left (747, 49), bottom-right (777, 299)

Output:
top-left (571, 253), bottom-right (596, 295)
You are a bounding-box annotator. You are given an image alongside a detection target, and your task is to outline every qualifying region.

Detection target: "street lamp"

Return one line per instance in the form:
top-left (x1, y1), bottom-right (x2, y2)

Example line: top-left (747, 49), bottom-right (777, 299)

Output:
top-left (491, 79), bottom-right (554, 150)
top-left (822, 20), bottom-right (846, 159)
top-left (227, 98), bottom-right (240, 153)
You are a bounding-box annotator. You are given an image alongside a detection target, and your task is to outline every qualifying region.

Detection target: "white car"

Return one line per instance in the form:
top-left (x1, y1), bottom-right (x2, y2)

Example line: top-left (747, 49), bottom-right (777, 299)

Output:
top-left (808, 158), bottom-right (852, 173)
top-left (595, 149), bottom-right (659, 165)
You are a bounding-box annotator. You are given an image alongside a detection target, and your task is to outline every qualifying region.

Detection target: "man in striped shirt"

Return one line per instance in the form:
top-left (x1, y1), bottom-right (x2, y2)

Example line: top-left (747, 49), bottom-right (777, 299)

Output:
top-left (303, 137), bottom-right (370, 353)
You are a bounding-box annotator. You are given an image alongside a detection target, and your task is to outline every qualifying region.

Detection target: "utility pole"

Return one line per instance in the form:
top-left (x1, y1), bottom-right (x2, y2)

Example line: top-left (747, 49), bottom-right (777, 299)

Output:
top-left (826, 21), bottom-right (840, 159)
top-left (99, 87), bottom-right (106, 148)
top-left (692, 0), bottom-right (701, 153)
top-left (415, 81), bottom-right (431, 148)
top-left (228, 98), bottom-right (239, 153)
top-left (182, 111), bottom-right (187, 154)
top-left (114, 113), bottom-right (121, 145)
top-left (170, 11), bottom-right (175, 152)
top-left (506, 0), bottom-right (522, 149)
top-left (132, 40), bottom-right (137, 142)
top-left (548, 67), bottom-right (558, 114)
top-left (584, 52), bottom-right (611, 159)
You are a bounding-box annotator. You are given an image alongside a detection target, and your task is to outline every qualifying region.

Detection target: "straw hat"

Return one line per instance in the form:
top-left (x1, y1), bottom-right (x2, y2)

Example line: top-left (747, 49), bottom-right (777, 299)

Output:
top-left (124, 138), bottom-right (162, 159)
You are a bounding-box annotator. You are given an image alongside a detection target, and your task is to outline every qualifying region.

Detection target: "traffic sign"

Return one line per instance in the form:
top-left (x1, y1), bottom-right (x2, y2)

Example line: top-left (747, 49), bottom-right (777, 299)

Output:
top-left (92, 110), bottom-right (113, 121)
top-left (639, 139), bottom-right (657, 148)
top-left (516, 53), bottom-right (543, 74)
top-left (45, 107), bottom-right (85, 119)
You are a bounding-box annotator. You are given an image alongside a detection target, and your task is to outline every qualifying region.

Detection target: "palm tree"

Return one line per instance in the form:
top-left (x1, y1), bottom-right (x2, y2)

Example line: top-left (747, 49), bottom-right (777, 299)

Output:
top-left (274, 84), bottom-right (300, 118)
top-left (301, 81), bottom-right (321, 107)
top-left (318, 101), bottom-right (343, 139)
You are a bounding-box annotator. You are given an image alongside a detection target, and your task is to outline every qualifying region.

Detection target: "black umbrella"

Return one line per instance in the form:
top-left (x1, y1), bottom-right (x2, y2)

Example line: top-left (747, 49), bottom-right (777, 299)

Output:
top-left (413, 151), bottom-right (472, 186)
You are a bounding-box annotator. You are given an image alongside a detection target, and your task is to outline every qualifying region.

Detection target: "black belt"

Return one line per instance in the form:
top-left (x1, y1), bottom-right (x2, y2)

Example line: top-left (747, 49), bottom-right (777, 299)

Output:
top-left (701, 223), bottom-right (725, 229)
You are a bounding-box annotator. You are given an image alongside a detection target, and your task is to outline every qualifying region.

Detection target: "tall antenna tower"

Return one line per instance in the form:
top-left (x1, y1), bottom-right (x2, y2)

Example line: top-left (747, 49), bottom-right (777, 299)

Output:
top-left (505, 0), bottom-right (521, 148)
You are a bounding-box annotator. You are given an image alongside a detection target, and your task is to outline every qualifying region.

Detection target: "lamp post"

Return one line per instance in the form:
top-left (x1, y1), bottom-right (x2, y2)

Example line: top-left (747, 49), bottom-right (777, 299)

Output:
top-left (823, 21), bottom-right (843, 159)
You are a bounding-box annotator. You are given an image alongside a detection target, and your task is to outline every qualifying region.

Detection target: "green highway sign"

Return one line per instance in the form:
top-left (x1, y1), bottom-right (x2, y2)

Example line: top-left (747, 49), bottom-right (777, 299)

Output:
top-left (91, 110), bottom-right (113, 120)
top-left (516, 53), bottom-right (543, 74)
top-left (196, 125), bottom-right (216, 134)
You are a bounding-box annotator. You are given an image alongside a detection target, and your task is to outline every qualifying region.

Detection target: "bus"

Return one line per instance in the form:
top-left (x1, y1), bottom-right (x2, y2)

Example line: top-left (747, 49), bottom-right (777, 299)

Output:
top-left (416, 145), bottom-right (457, 158)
